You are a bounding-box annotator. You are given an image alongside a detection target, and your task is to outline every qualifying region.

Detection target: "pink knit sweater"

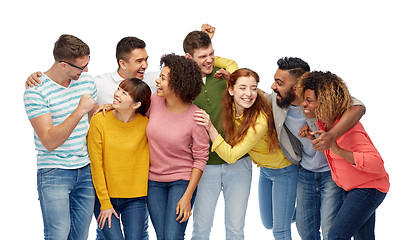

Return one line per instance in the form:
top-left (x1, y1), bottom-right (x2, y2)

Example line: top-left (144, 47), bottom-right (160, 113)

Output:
top-left (146, 94), bottom-right (210, 182)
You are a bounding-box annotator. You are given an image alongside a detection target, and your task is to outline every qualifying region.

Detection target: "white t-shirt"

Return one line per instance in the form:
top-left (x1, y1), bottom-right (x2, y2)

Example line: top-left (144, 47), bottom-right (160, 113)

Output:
top-left (94, 71), bottom-right (158, 106)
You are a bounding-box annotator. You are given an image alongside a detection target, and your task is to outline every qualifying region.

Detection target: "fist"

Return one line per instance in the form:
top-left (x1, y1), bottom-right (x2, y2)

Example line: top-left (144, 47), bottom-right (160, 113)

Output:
top-left (78, 93), bottom-right (96, 115)
top-left (214, 69), bottom-right (230, 80)
top-left (201, 24), bottom-right (216, 40)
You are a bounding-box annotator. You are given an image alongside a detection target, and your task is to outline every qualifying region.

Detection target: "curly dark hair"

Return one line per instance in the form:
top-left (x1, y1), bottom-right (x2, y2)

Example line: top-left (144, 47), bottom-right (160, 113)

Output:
top-left (296, 71), bottom-right (352, 124)
top-left (160, 53), bottom-right (203, 102)
top-left (277, 57), bottom-right (310, 79)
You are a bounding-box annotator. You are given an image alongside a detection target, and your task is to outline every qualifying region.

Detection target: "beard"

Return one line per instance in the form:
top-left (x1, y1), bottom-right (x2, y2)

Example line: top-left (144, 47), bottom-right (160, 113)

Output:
top-left (273, 88), bottom-right (296, 108)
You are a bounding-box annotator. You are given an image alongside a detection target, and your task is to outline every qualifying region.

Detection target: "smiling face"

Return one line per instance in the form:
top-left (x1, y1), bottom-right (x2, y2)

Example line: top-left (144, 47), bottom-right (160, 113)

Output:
top-left (112, 86), bottom-right (139, 112)
top-left (301, 89), bottom-right (317, 118)
top-left (186, 44), bottom-right (215, 77)
top-left (155, 66), bottom-right (172, 99)
top-left (229, 76), bottom-right (258, 116)
top-left (120, 48), bottom-right (148, 80)
top-left (271, 69), bottom-right (298, 108)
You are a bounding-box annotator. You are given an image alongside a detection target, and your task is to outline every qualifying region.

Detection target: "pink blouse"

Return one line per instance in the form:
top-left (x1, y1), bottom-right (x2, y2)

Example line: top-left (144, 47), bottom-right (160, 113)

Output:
top-left (318, 120), bottom-right (389, 193)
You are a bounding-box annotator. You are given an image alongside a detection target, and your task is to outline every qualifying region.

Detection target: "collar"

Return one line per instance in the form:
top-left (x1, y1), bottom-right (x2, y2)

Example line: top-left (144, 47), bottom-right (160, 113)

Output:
top-left (112, 71), bottom-right (124, 82)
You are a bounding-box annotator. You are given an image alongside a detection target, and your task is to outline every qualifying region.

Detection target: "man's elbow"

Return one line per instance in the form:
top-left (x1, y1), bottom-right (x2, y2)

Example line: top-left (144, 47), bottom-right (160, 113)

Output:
top-left (43, 143), bottom-right (58, 152)
top-left (351, 105), bottom-right (366, 117)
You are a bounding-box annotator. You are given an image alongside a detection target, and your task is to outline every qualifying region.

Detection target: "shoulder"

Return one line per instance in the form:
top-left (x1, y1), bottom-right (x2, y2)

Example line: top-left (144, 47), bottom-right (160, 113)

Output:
top-left (136, 113), bottom-right (149, 124)
top-left (90, 112), bottom-right (105, 124)
top-left (257, 111), bottom-right (269, 123)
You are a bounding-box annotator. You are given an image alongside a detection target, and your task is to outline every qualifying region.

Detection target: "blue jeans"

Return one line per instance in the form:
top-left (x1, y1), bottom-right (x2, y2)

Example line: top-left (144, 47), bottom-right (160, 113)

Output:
top-left (191, 157), bottom-right (252, 240)
top-left (94, 196), bottom-right (147, 240)
top-left (95, 205), bottom-right (149, 240)
top-left (258, 164), bottom-right (299, 240)
top-left (37, 164), bottom-right (95, 240)
top-left (296, 168), bottom-right (344, 240)
top-left (328, 188), bottom-right (386, 240)
top-left (147, 179), bottom-right (196, 240)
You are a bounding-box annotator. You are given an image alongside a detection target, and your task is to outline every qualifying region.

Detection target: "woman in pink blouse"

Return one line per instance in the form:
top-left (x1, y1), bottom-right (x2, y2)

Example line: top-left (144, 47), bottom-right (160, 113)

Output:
top-left (297, 71), bottom-right (389, 240)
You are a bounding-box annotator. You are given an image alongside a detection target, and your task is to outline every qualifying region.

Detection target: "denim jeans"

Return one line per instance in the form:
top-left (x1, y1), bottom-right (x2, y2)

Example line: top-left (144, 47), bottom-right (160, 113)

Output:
top-left (37, 164), bottom-right (95, 240)
top-left (191, 156), bottom-right (252, 240)
top-left (258, 164), bottom-right (299, 240)
top-left (147, 179), bottom-right (196, 240)
top-left (328, 188), bottom-right (386, 240)
top-left (95, 206), bottom-right (149, 240)
top-left (94, 196), bottom-right (147, 240)
top-left (296, 168), bottom-right (344, 240)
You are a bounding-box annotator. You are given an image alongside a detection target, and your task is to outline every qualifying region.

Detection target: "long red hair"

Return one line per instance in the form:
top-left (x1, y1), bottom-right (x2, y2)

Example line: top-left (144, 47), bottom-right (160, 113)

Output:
top-left (222, 68), bottom-right (279, 152)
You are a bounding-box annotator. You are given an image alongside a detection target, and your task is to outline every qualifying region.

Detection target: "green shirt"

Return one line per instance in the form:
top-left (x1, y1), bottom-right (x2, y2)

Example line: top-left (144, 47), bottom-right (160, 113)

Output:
top-left (193, 67), bottom-right (227, 165)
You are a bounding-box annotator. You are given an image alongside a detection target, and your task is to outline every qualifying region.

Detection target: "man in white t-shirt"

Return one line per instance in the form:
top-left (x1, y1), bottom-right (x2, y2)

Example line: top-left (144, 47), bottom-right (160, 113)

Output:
top-left (94, 37), bottom-right (157, 105)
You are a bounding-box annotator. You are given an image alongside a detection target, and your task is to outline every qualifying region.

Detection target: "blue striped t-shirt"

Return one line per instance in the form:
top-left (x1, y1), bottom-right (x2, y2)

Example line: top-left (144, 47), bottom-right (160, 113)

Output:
top-left (23, 72), bottom-right (97, 169)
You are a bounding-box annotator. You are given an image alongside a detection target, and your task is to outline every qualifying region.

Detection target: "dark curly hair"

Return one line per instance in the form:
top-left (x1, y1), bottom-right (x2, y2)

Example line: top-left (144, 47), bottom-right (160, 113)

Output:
top-left (296, 71), bottom-right (352, 124)
top-left (160, 53), bottom-right (203, 102)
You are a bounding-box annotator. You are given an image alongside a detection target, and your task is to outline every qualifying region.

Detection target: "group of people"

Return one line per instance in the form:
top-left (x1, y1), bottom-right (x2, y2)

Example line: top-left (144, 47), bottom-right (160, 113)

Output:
top-left (24, 24), bottom-right (389, 240)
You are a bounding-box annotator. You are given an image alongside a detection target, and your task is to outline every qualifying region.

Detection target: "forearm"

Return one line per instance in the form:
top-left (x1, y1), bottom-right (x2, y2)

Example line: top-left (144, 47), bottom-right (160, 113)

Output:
top-left (34, 108), bottom-right (85, 151)
top-left (183, 168), bottom-right (203, 199)
top-left (329, 105), bottom-right (365, 139)
top-left (206, 124), bottom-right (219, 142)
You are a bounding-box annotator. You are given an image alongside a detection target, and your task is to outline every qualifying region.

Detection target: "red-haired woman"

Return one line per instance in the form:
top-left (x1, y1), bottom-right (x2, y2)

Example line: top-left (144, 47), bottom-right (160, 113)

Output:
top-left (194, 68), bottom-right (298, 239)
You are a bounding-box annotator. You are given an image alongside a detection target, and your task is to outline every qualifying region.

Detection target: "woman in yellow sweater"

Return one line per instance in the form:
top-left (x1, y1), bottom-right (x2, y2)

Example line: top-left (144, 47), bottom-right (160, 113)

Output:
top-left (194, 68), bottom-right (299, 239)
top-left (88, 78), bottom-right (151, 240)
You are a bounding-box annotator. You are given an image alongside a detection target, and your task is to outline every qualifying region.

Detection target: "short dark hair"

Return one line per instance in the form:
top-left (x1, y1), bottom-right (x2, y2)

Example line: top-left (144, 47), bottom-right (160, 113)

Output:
top-left (183, 31), bottom-right (212, 56)
top-left (116, 37), bottom-right (146, 67)
top-left (118, 78), bottom-right (151, 115)
top-left (277, 57), bottom-right (310, 79)
top-left (160, 53), bottom-right (203, 102)
top-left (53, 34), bottom-right (90, 61)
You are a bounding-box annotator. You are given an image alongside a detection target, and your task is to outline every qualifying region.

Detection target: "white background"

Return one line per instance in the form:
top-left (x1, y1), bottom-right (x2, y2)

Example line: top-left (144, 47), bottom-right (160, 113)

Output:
top-left (1, 0), bottom-right (410, 239)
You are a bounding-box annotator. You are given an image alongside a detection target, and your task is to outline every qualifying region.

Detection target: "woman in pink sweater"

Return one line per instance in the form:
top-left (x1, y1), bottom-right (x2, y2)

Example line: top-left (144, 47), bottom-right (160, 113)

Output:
top-left (297, 71), bottom-right (389, 239)
top-left (145, 54), bottom-right (209, 239)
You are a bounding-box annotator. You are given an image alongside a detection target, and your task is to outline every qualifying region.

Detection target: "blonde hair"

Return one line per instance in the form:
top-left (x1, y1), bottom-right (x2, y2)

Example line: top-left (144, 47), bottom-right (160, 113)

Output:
top-left (296, 71), bottom-right (353, 124)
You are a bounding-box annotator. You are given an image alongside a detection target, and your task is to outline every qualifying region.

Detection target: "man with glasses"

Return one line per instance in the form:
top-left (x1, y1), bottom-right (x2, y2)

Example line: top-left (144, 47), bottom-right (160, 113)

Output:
top-left (25, 37), bottom-right (157, 106)
top-left (23, 34), bottom-right (99, 240)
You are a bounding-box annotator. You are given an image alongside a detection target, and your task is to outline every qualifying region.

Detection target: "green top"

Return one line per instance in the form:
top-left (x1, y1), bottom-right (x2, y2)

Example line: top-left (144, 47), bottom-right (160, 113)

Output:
top-left (193, 67), bottom-right (227, 165)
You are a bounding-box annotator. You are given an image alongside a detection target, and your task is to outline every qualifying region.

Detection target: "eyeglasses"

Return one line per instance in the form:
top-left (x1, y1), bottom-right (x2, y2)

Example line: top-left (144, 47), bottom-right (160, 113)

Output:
top-left (59, 56), bottom-right (90, 71)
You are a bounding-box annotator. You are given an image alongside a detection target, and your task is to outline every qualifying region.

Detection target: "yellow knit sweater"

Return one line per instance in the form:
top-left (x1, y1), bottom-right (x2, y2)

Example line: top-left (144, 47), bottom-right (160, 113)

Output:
top-left (88, 111), bottom-right (150, 210)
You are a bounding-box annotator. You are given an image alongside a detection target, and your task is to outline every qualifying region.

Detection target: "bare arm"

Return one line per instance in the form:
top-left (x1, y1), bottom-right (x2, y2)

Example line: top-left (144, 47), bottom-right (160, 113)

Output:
top-left (30, 94), bottom-right (96, 152)
top-left (176, 168), bottom-right (203, 223)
